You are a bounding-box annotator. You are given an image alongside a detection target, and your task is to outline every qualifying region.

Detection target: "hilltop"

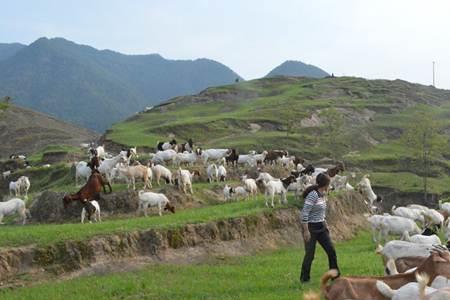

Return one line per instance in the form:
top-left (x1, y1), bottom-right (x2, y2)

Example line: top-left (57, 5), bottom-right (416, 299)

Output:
top-left (0, 102), bottom-right (98, 159)
top-left (266, 60), bottom-right (329, 78)
top-left (0, 37), bottom-right (242, 131)
top-left (104, 76), bottom-right (450, 194)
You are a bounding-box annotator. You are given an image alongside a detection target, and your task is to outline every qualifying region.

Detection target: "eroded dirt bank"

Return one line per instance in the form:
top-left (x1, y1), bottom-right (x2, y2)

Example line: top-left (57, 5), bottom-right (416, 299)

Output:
top-left (0, 192), bottom-right (368, 287)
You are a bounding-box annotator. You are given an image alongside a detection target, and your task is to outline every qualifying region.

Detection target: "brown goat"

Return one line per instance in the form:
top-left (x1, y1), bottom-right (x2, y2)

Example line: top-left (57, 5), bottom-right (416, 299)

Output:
top-left (321, 249), bottom-right (450, 300)
top-left (63, 172), bottom-right (111, 209)
top-left (327, 162), bottom-right (345, 178)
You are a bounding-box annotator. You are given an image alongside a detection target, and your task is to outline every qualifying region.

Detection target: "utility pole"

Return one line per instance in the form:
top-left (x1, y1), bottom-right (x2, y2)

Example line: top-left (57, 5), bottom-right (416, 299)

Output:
top-left (432, 61), bottom-right (436, 87)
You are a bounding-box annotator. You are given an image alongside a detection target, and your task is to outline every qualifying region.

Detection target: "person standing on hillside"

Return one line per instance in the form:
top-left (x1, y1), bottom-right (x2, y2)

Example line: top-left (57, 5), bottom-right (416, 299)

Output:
top-left (299, 172), bottom-right (340, 283)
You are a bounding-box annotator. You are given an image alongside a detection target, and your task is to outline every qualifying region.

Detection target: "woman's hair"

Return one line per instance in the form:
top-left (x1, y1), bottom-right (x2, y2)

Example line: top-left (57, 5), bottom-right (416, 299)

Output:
top-left (302, 172), bottom-right (331, 199)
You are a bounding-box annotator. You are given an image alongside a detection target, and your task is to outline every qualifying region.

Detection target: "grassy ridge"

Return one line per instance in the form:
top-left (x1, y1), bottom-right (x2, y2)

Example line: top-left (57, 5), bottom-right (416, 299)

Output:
top-left (0, 196), bottom-right (299, 248)
top-left (0, 232), bottom-right (381, 300)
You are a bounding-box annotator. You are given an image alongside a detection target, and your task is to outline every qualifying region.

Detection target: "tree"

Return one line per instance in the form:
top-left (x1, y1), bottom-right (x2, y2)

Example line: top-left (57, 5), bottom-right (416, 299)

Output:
top-left (319, 108), bottom-right (347, 160)
top-left (401, 110), bottom-right (446, 201)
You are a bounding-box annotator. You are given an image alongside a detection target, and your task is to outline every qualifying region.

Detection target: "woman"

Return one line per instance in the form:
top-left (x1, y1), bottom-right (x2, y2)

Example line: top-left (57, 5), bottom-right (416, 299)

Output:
top-left (300, 172), bottom-right (340, 283)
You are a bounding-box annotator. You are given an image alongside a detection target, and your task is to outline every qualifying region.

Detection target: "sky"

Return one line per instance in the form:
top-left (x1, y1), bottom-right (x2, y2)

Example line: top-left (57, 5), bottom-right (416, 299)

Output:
top-left (2, 0), bottom-right (450, 88)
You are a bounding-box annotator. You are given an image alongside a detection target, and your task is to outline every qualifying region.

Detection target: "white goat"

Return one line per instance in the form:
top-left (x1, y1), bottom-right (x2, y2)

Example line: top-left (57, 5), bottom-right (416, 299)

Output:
top-left (253, 151), bottom-right (268, 165)
top-left (376, 272), bottom-right (436, 300)
top-left (206, 164), bottom-right (218, 182)
top-left (201, 149), bottom-right (230, 164)
top-left (138, 191), bottom-right (175, 216)
top-left (376, 240), bottom-right (433, 261)
top-left (0, 198), bottom-right (28, 225)
top-left (392, 205), bottom-right (425, 225)
top-left (255, 172), bottom-right (276, 183)
top-left (75, 161), bottom-right (92, 186)
top-left (177, 168), bottom-right (194, 194)
top-left (17, 176), bottom-right (30, 197)
top-left (81, 200), bottom-right (101, 224)
top-left (357, 175), bottom-right (382, 213)
top-left (241, 175), bottom-right (258, 200)
top-left (223, 185), bottom-right (234, 201)
top-left (401, 231), bottom-right (442, 245)
top-left (98, 152), bottom-right (127, 185)
top-left (218, 165), bottom-right (227, 182)
top-left (262, 179), bottom-right (287, 207)
top-left (152, 149), bottom-right (177, 165)
top-left (421, 209), bottom-right (444, 229)
top-left (237, 153), bottom-right (256, 167)
top-left (151, 164), bottom-right (173, 185)
top-left (175, 151), bottom-right (198, 166)
top-left (234, 186), bottom-right (249, 201)
top-left (371, 215), bottom-right (422, 243)
top-left (9, 180), bottom-right (20, 196)
top-left (2, 170), bottom-right (11, 179)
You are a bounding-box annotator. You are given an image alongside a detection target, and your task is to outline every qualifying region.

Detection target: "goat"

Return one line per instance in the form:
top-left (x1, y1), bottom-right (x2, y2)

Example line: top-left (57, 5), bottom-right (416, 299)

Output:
top-left (237, 153), bottom-right (256, 167)
top-left (223, 185), bottom-right (234, 201)
top-left (421, 209), bottom-right (444, 230)
top-left (89, 145), bottom-right (106, 159)
top-left (255, 172), bottom-right (276, 183)
top-left (81, 200), bottom-right (101, 223)
top-left (378, 216), bottom-right (422, 243)
top-left (225, 148), bottom-right (239, 166)
top-left (0, 198), bottom-right (28, 225)
top-left (175, 151), bottom-right (198, 166)
top-left (202, 149), bottom-right (230, 164)
top-left (253, 151), bottom-right (268, 165)
top-left (151, 164), bottom-right (173, 185)
top-left (207, 163), bottom-right (219, 182)
top-left (233, 186), bottom-right (249, 201)
top-left (179, 139), bottom-right (194, 153)
top-left (98, 152), bottom-right (127, 186)
top-left (17, 176), bottom-right (30, 197)
top-left (264, 150), bottom-right (288, 165)
top-left (377, 241), bottom-right (433, 266)
top-left (401, 231), bottom-right (441, 245)
top-left (63, 173), bottom-right (111, 209)
top-left (376, 272), bottom-right (435, 300)
top-left (241, 175), bottom-right (258, 200)
top-left (152, 149), bottom-right (177, 165)
top-left (418, 273), bottom-right (450, 300)
top-left (262, 176), bottom-right (295, 207)
top-left (218, 165), bottom-right (227, 182)
top-left (138, 191), bottom-right (175, 216)
top-left (118, 164), bottom-right (152, 190)
top-left (321, 248), bottom-right (450, 300)
top-left (177, 168), bottom-right (194, 194)
top-left (357, 175), bottom-right (383, 213)
top-left (2, 170), bottom-right (11, 179)
top-left (392, 205), bottom-right (425, 225)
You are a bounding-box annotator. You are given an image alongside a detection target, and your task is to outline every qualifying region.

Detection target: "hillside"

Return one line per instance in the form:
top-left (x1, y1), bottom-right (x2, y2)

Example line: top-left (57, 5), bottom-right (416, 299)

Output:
top-left (0, 102), bottom-right (98, 159)
top-left (0, 37), bottom-right (242, 131)
top-left (104, 76), bottom-right (450, 194)
top-left (266, 60), bottom-right (329, 78)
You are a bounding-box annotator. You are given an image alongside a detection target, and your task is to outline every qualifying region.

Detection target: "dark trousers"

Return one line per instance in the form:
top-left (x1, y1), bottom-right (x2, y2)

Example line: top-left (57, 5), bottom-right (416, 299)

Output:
top-left (300, 222), bottom-right (339, 282)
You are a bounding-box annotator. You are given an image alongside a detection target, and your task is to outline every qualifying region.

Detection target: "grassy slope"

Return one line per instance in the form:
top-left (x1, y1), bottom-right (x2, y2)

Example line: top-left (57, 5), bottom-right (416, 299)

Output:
top-left (105, 76), bottom-right (450, 194)
top-left (0, 232), bottom-right (381, 300)
top-left (0, 196), bottom-right (300, 248)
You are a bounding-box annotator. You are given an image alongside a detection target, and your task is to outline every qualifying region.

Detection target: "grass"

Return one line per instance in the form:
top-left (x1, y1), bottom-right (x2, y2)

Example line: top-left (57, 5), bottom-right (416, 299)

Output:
top-left (0, 231), bottom-right (382, 300)
top-left (0, 196), bottom-right (300, 248)
top-left (0, 101), bottom-right (9, 110)
top-left (26, 144), bottom-right (83, 163)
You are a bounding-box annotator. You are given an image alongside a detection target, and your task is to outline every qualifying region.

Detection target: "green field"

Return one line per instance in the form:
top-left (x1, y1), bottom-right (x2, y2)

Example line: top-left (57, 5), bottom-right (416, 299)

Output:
top-left (0, 232), bottom-right (381, 300)
top-left (0, 196), bottom-right (300, 248)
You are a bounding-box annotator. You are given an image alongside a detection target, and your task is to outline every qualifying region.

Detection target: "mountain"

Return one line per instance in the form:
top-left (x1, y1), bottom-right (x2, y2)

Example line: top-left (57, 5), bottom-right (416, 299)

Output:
top-left (266, 60), bottom-right (329, 78)
top-left (0, 101), bottom-right (98, 159)
top-left (0, 43), bottom-right (25, 61)
top-left (0, 37), bottom-right (242, 131)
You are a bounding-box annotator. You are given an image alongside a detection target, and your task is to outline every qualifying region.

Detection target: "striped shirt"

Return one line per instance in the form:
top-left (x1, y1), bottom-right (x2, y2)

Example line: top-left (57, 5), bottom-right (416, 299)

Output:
top-left (301, 190), bottom-right (327, 223)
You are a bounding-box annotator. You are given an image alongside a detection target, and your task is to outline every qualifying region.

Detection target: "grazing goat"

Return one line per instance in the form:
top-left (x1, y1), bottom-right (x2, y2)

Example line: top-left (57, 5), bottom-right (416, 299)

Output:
top-left (152, 149), bottom-right (177, 165)
top-left (321, 248), bottom-right (450, 300)
top-left (207, 164), bottom-right (219, 182)
top-left (241, 175), bottom-right (258, 200)
top-left (202, 149), bottom-right (230, 164)
top-left (255, 172), bottom-right (276, 183)
top-left (218, 165), bottom-right (227, 181)
top-left (0, 198), bottom-right (28, 225)
top-left (378, 216), bottom-right (422, 243)
top-left (401, 231), bottom-right (441, 245)
top-left (138, 191), bottom-right (175, 216)
top-left (421, 209), bottom-right (444, 229)
top-left (177, 168), bottom-right (194, 194)
top-left (63, 173), bottom-right (111, 209)
top-left (264, 150), bottom-right (288, 165)
top-left (392, 205), bottom-right (425, 225)
top-left (377, 241), bottom-right (433, 265)
top-left (151, 164), bottom-right (173, 185)
top-left (81, 200), bottom-right (101, 223)
top-left (237, 153), bottom-right (256, 167)
top-left (118, 164), bottom-right (152, 190)
top-left (175, 151), bottom-right (198, 166)
top-left (233, 186), bottom-right (249, 201)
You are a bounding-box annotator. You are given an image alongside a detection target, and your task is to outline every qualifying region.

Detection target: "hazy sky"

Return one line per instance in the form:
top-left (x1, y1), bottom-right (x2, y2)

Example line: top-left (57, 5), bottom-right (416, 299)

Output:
top-left (2, 0), bottom-right (450, 88)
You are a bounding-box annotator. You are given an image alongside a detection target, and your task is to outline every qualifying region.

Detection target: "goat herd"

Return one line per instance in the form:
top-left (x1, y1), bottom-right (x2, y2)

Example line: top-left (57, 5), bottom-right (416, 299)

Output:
top-left (3, 140), bottom-right (450, 299)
